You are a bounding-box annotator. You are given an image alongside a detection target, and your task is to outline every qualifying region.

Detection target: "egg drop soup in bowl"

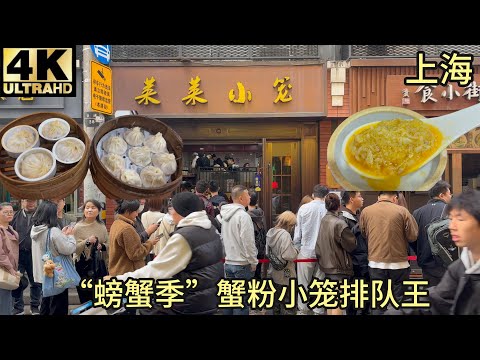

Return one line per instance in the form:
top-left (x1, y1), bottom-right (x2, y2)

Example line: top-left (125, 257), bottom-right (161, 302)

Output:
top-left (327, 106), bottom-right (448, 191)
top-left (344, 118), bottom-right (443, 179)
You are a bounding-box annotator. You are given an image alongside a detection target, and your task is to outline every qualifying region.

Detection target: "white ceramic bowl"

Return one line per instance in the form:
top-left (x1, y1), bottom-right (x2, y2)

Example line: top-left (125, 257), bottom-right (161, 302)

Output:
top-left (1, 125), bottom-right (40, 158)
top-left (52, 137), bottom-right (85, 164)
top-left (327, 106), bottom-right (447, 191)
top-left (14, 147), bottom-right (56, 182)
top-left (38, 118), bottom-right (70, 141)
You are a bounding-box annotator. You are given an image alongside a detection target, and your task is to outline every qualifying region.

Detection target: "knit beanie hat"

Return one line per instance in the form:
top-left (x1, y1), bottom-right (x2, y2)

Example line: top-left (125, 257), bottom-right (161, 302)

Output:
top-left (171, 192), bottom-right (204, 217)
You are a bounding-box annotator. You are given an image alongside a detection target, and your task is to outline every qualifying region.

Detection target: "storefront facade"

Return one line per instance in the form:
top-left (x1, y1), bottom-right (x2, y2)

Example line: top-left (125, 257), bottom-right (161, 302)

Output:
top-left (339, 58), bottom-right (480, 209)
top-left (112, 62), bottom-right (327, 227)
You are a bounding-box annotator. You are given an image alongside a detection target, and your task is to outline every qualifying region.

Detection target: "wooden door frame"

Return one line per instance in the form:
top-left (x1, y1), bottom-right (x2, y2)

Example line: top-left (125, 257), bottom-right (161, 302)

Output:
top-left (262, 139), bottom-right (301, 230)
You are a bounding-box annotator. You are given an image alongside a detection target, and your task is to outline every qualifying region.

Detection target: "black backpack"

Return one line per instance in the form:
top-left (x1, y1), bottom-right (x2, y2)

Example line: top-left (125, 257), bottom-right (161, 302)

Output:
top-left (426, 205), bottom-right (459, 267)
top-left (251, 217), bottom-right (266, 258)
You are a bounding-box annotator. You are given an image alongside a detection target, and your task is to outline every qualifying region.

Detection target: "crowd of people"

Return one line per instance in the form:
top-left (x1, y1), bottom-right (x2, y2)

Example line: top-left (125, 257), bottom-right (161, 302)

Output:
top-left (0, 179), bottom-right (479, 315)
top-left (191, 152), bottom-right (243, 171)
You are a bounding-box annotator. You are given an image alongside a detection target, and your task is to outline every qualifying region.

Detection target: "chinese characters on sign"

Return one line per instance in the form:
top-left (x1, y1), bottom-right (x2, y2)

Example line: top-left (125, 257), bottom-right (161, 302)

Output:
top-left (404, 51), bottom-right (474, 87)
top-left (401, 88), bottom-right (411, 105)
top-left (273, 76), bottom-right (293, 103)
top-left (409, 81), bottom-right (480, 104)
top-left (132, 75), bottom-right (294, 106)
top-left (135, 77), bottom-right (160, 105)
top-left (91, 61), bottom-right (113, 115)
top-left (182, 76), bottom-right (208, 106)
top-left (229, 82), bottom-right (252, 103)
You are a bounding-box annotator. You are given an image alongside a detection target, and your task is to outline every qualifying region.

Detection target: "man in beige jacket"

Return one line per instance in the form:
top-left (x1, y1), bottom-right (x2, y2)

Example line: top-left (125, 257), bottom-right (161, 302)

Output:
top-left (359, 191), bottom-right (418, 315)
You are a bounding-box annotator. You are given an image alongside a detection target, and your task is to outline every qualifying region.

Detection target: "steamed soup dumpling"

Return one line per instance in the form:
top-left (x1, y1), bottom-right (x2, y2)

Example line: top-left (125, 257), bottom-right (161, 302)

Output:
top-left (20, 152), bottom-right (53, 179)
top-left (42, 119), bottom-right (68, 139)
top-left (144, 132), bottom-right (168, 154)
top-left (102, 136), bottom-right (128, 155)
top-left (128, 146), bottom-right (151, 167)
top-left (124, 127), bottom-right (146, 146)
top-left (55, 139), bottom-right (84, 162)
top-left (6, 129), bottom-right (36, 152)
top-left (151, 152), bottom-right (177, 176)
top-left (101, 153), bottom-right (125, 178)
top-left (120, 169), bottom-right (142, 187)
top-left (140, 166), bottom-right (166, 188)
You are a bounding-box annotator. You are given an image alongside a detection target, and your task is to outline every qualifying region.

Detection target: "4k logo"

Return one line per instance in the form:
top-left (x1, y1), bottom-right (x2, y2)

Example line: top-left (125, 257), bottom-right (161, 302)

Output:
top-left (0, 48), bottom-right (75, 97)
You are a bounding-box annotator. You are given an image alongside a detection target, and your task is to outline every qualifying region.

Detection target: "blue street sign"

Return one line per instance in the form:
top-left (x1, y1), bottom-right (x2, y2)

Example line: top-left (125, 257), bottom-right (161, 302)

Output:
top-left (90, 45), bottom-right (111, 65)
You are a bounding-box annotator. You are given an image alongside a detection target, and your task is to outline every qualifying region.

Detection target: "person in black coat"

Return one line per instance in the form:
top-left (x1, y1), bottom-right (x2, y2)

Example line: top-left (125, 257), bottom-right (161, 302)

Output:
top-left (412, 180), bottom-right (453, 286)
top-left (212, 154), bottom-right (225, 168)
top-left (340, 191), bottom-right (369, 315)
top-left (196, 152), bottom-right (210, 169)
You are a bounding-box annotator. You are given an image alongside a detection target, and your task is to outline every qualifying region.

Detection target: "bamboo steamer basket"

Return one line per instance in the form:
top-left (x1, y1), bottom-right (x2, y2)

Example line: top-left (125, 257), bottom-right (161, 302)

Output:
top-left (90, 115), bottom-right (183, 200)
top-left (0, 112), bottom-right (90, 200)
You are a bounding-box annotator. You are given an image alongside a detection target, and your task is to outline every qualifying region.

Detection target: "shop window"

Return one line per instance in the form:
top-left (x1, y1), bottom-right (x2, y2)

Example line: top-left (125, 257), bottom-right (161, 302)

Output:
top-left (462, 153), bottom-right (480, 191)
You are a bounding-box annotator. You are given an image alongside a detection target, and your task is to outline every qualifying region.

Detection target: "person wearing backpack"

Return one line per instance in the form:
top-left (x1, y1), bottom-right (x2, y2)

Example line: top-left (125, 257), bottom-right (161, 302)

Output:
top-left (412, 180), bottom-right (453, 286)
top-left (247, 190), bottom-right (267, 280)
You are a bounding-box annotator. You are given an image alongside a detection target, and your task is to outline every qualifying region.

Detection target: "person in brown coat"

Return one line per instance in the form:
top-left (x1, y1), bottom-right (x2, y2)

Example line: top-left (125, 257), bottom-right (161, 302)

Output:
top-left (108, 200), bottom-right (159, 277)
top-left (316, 193), bottom-right (357, 315)
top-left (359, 191), bottom-right (419, 315)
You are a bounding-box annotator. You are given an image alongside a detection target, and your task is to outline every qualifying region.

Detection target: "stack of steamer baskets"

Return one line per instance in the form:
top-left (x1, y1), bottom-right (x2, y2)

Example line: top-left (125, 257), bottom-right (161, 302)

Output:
top-left (0, 112), bottom-right (90, 200)
top-left (90, 114), bottom-right (183, 200)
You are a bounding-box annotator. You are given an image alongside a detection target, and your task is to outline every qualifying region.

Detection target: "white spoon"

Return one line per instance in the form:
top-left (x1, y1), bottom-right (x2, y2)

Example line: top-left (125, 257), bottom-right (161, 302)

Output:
top-left (341, 102), bottom-right (480, 182)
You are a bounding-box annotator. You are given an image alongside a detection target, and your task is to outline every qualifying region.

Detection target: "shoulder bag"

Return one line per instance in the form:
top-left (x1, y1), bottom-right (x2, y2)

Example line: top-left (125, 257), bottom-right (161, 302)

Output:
top-left (42, 228), bottom-right (81, 297)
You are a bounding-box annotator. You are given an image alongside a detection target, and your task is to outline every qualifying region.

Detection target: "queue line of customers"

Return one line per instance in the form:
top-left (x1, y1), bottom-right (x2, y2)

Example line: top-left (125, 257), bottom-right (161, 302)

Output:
top-left (2, 183), bottom-right (479, 315)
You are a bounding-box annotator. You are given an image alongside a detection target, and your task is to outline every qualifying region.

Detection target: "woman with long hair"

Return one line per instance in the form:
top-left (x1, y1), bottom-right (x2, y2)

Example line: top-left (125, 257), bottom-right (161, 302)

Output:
top-left (30, 200), bottom-right (76, 315)
top-left (266, 210), bottom-right (298, 315)
top-left (73, 199), bottom-right (109, 304)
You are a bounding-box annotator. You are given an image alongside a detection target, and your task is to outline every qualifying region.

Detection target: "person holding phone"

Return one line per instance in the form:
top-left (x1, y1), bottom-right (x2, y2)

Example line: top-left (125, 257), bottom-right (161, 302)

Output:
top-left (50, 197), bottom-right (77, 230)
top-left (106, 192), bottom-right (223, 315)
top-left (72, 199), bottom-right (109, 304)
top-left (141, 198), bottom-right (165, 261)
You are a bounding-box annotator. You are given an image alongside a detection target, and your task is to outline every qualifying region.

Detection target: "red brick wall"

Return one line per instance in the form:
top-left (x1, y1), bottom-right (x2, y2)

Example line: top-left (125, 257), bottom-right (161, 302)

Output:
top-left (105, 198), bottom-right (118, 231)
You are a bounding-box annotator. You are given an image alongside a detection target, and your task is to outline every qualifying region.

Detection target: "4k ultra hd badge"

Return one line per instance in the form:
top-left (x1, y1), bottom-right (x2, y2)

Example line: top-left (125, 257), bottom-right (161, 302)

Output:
top-left (0, 47), bottom-right (76, 97)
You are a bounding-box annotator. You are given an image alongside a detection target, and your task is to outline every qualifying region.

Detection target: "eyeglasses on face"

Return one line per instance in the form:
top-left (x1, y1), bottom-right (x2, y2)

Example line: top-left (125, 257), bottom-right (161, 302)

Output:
top-left (1, 211), bottom-right (14, 215)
